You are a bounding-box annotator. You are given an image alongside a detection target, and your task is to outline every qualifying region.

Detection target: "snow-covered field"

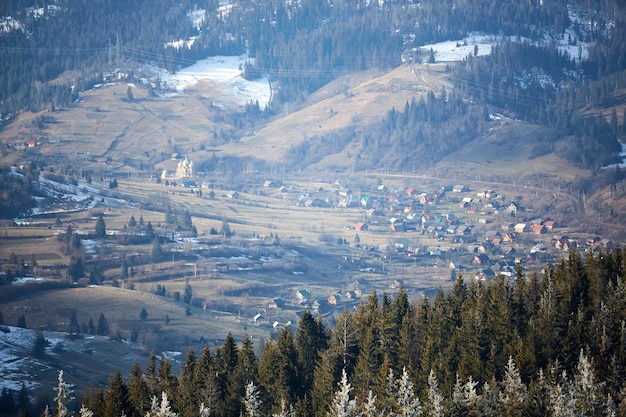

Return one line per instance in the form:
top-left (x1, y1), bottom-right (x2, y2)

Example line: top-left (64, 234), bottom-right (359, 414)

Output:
top-left (421, 30), bottom-right (589, 64)
top-left (0, 326), bottom-right (48, 391)
top-left (420, 8), bottom-right (593, 64)
top-left (150, 55), bottom-right (271, 110)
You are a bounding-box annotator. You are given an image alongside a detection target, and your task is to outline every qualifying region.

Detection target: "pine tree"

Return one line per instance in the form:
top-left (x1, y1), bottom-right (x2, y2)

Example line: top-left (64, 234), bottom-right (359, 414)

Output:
top-left (105, 370), bottom-right (130, 417)
top-left (477, 381), bottom-right (498, 417)
top-left (257, 329), bottom-right (299, 414)
top-left (362, 391), bottom-right (378, 417)
top-left (215, 334), bottom-right (239, 417)
top-left (146, 351), bottom-right (159, 395)
top-left (183, 284), bottom-right (193, 304)
top-left (328, 369), bottom-right (357, 417)
top-left (195, 346), bottom-right (221, 414)
top-left (128, 362), bottom-right (150, 417)
top-left (152, 238), bottom-right (164, 262)
top-left (54, 370), bottom-right (74, 417)
top-left (79, 405), bottom-right (94, 417)
top-left (32, 330), bottom-right (50, 357)
top-left (329, 311), bottom-right (358, 375)
top-left (425, 370), bottom-right (444, 417)
top-left (549, 371), bottom-right (579, 417)
top-left (16, 382), bottom-right (30, 414)
top-left (244, 382), bottom-right (266, 417)
top-left (574, 350), bottom-right (604, 415)
top-left (145, 392), bottom-right (178, 417)
top-left (230, 335), bottom-right (258, 409)
top-left (449, 374), bottom-right (479, 417)
top-left (311, 350), bottom-right (336, 417)
top-left (498, 357), bottom-right (527, 417)
top-left (295, 311), bottom-right (328, 397)
top-left (69, 312), bottom-right (80, 334)
top-left (393, 367), bottom-right (421, 417)
top-left (97, 313), bottom-right (109, 335)
top-left (158, 358), bottom-right (178, 402)
top-left (81, 386), bottom-right (106, 417)
top-left (95, 215), bottom-right (106, 238)
top-left (272, 398), bottom-right (294, 417)
top-left (372, 355), bottom-right (393, 413)
top-left (68, 256), bottom-right (85, 282)
top-left (86, 317), bottom-right (95, 335)
top-left (178, 349), bottom-right (198, 417)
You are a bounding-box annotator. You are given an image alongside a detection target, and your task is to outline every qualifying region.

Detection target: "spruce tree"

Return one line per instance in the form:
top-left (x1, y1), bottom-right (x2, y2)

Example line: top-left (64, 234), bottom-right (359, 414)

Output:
top-left (95, 215), bottom-right (106, 238)
top-left (329, 311), bottom-right (358, 375)
top-left (574, 350), bottom-right (604, 416)
top-left (498, 357), bottom-right (526, 417)
top-left (295, 311), bottom-right (328, 397)
top-left (394, 367), bottom-right (421, 417)
top-left (146, 351), bottom-right (159, 395)
top-left (215, 334), bottom-right (239, 417)
top-left (105, 371), bottom-right (130, 417)
top-left (128, 362), bottom-right (150, 417)
top-left (178, 349), bottom-right (198, 417)
top-left (310, 350), bottom-right (335, 417)
top-left (158, 358), bottom-right (178, 402)
top-left (425, 370), bottom-right (444, 417)
top-left (97, 312), bottom-right (109, 335)
top-left (86, 317), bottom-right (97, 336)
top-left (328, 369), bottom-right (357, 417)
top-left (54, 370), bottom-right (74, 417)
top-left (244, 382), bottom-right (265, 417)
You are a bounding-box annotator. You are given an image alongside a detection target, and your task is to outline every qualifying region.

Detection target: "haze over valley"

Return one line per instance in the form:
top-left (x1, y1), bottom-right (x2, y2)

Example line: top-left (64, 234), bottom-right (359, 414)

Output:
top-left (1, 1), bottom-right (626, 416)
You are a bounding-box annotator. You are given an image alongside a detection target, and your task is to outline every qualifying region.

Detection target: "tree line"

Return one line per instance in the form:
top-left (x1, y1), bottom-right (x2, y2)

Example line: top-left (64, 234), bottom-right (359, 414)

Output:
top-left (3, 248), bottom-right (625, 417)
top-left (1, 0), bottom-right (620, 116)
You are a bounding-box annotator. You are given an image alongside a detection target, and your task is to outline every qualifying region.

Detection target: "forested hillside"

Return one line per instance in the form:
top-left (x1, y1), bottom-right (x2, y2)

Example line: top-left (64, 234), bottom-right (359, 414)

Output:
top-left (3, 249), bottom-right (625, 417)
top-left (2, 0), bottom-right (626, 172)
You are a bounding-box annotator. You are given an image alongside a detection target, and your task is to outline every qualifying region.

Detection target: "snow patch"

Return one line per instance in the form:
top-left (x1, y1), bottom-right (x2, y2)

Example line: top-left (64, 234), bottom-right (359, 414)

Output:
top-left (151, 55), bottom-right (271, 110)
top-left (602, 143), bottom-right (626, 170)
top-left (0, 16), bottom-right (24, 33)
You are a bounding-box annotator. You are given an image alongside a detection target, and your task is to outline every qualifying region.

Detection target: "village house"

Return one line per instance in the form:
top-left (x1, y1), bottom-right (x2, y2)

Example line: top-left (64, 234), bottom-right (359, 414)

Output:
top-left (507, 202), bottom-right (524, 214)
top-left (503, 232), bottom-right (519, 243)
top-left (408, 187), bottom-right (423, 197)
top-left (296, 289), bottom-right (311, 303)
top-left (544, 220), bottom-right (556, 230)
top-left (532, 224), bottom-right (546, 235)
top-left (344, 290), bottom-right (357, 300)
top-left (389, 279), bottom-right (404, 289)
top-left (268, 298), bottom-right (285, 309)
top-left (473, 253), bottom-right (491, 265)
top-left (355, 221), bottom-right (368, 231)
top-left (475, 269), bottom-right (496, 281)
top-left (328, 294), bottom-right (341, 305)
top-left (484, 230), bottom-right (502, 244)
top-left (514, 223), bottom-right (528, 233)
top-left (477, 189), bottom-right (496, 198)
top-left (453, 185), bottom-right (469, 193)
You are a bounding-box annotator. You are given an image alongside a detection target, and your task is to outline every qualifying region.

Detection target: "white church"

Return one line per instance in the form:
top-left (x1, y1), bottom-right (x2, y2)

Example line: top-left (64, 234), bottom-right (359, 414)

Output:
top-left (161, 157), bottom-right (194, 180)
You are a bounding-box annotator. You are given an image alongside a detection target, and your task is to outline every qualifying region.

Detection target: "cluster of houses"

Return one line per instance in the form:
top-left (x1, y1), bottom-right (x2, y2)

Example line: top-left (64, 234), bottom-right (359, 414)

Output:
top-left (327, 182), bottom-right (618, 282)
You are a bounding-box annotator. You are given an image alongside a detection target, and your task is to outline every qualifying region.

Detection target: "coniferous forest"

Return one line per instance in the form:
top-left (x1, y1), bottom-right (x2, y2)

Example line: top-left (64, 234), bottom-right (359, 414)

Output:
top-left (3, 1), bottom-right (626, 415)
top-left (3, 249), bottom-right (624, 417)
top-left (2, 0), bottom-right (626, 170)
